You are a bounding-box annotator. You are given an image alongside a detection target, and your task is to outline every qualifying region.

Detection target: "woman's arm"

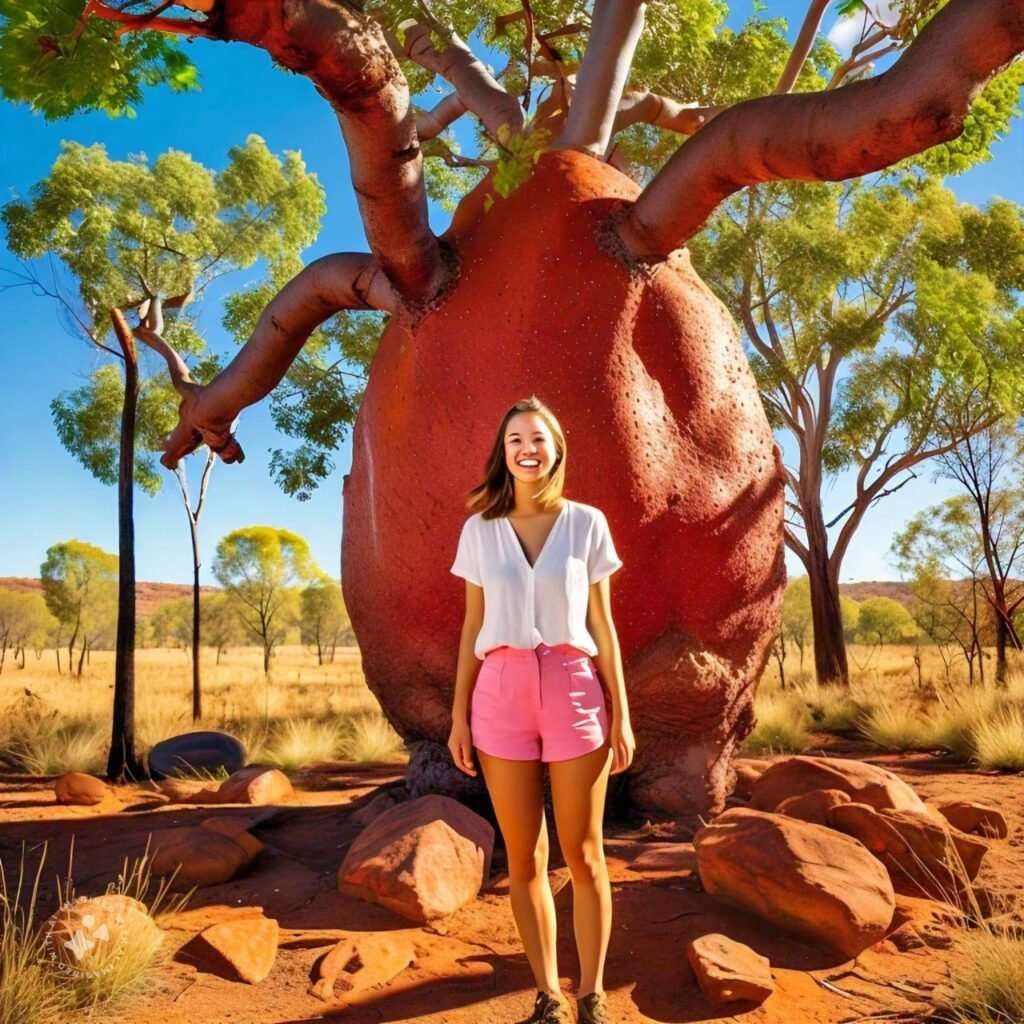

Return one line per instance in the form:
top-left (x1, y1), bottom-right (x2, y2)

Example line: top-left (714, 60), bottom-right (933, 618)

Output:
top-left (453, 581), bottom-right (486, 723)
top-left (587, 578), bottom-right (629, 725)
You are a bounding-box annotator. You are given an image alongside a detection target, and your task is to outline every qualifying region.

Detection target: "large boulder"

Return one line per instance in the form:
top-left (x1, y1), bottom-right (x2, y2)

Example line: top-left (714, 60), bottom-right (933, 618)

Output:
top-left (338, 794), bottom-right (494, 923)
top-left (748, 756), bottom-right (930, 816)
top-left (694, 807), bottom-right (895, 958)
top-left (147, 731), bottom-right (245, 780)
top-left (341, 149), bottom-right (786, 828)
top-left (149, 822), bottom-right (263, 890)
top-left (686, 933), bottom-right (774, 1005)
top-left (827, 802), bottom-right (989, 902)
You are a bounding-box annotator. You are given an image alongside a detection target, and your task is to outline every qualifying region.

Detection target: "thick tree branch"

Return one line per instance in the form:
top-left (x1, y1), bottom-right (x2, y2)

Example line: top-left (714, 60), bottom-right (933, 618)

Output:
top-left (415, 93), bottom-right (467, 141)
top-left (149, 253), bottom-right (397, 470)
top-left (612, 92), bottom-right (726, 138)
top-left (84, 0), bottom-right (218, 40)
top-left (553, 0), bottom-right (647, 157)
top-left (396, 22), bottom-right (523, 143)
top-left (620, 0), bottom-right (1024, 257)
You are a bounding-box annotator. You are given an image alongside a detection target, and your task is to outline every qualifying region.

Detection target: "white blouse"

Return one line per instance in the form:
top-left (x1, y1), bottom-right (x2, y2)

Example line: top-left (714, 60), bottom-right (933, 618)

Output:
top-left (450, 499), bottom-right (623, 660)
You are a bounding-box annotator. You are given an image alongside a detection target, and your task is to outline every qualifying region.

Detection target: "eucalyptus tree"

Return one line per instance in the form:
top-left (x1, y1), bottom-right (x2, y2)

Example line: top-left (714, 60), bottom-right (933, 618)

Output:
top-left (691, 177), bottom-right (1024, 686)
top-left (3, 137), bottom-right (324, 776)
top-left (3, 0), bottom-right (1024, 819)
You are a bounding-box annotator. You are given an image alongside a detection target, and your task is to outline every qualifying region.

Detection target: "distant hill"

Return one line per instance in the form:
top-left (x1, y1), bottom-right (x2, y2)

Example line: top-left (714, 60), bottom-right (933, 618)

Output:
top-left (3, 574), bottom-right (916, 617)
top-left (0, 577), bottom-right (219, 621)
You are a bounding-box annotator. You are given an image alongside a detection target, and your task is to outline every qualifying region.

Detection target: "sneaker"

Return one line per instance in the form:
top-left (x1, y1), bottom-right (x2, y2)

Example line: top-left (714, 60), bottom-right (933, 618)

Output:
top-left (515, 989), bottom-right (572, 1023)
top-left (577, 990), bottom-right (612, 1024)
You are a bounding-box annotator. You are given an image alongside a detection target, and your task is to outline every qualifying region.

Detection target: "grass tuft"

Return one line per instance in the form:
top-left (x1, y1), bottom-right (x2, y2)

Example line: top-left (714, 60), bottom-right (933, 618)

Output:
top-left (741, 692), bottom-right (811, 755)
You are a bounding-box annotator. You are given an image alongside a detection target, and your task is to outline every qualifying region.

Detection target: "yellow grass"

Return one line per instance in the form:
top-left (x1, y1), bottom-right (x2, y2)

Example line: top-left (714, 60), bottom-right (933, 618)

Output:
top-left (973, 705), bottom-right (1024, 772)
top-left (741, 691), bottom-right (812, 755)
top-left (0, 645), bottom-right (404, 779)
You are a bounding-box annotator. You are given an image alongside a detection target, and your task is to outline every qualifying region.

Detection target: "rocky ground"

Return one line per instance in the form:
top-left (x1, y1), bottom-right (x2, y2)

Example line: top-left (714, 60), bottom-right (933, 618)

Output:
top-left (0, 735), bottom-right (1021, 1024)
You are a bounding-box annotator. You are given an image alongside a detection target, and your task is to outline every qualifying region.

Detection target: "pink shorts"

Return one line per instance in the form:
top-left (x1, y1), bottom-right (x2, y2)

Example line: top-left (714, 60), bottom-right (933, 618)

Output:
top-left (470, 642), bottom-right (611, 762)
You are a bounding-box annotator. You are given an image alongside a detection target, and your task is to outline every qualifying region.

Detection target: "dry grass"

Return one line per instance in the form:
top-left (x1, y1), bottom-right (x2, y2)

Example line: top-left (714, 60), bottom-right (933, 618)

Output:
top-left (741, 691), bottom-right (812, 755)
top-left (973, 705), bottom-right (1024, 772)
top-left (939, 925), bottom-right (1024, 1024)
top-left (858, 702), bottom-right (935, 751)
top-left (0, 836), bottom-right (191, 1022)
top-left (0, 645), bottom-right (403, 779)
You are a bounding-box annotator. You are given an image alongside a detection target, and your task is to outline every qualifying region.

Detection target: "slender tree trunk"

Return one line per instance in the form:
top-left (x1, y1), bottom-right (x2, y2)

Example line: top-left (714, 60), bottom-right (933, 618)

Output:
top-left (55, 646), bottom-right (61, 672)
top-left (190, 521), bottom-right (202, 719)
top-left (76, 637), bottom-right (87, 677)
top-left (805, 503), bottom-right (849, 685)
top-left (107, 309), bottom-right (144, 782)
top-left (263, 640), bottom-right (271, 674)
top-left (995, 615), bottom-right (1008, 688)
top-left (0, 640), bottom-right (6, 674)
top-left (67, 616), bottom-right (80, 676)
top-left (18, 646), bottom-right (26, 669)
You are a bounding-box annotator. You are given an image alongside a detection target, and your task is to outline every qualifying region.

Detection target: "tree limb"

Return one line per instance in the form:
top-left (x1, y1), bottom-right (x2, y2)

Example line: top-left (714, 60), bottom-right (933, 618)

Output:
top-left (84, 0), bottom-right (218, 40)
top-left (396, 22), bottom-right (523, 143)
top-left (775, 0), bottom-right (831, 94)
top-left (415, 92), bottom-right (467, 141)
top-left (612, 92), bottom-right (726, 138)
top-left (148, 252), bottom-right (397, 470)
top-left (620, 0), bottom-right (1024, 257)
top-left (553, 0), bottom-right (647, 158)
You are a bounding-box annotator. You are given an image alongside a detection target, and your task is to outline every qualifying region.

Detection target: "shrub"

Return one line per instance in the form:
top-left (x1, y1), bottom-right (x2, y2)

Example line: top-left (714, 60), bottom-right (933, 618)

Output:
top-left (859, 703), bottom-right (934, 751)
top-left (339, 712), bottom-right (406, 762)
top-left (972, 705), bottom-right (1024, 772)
top-left (741, 692), bottom-right (811, 755)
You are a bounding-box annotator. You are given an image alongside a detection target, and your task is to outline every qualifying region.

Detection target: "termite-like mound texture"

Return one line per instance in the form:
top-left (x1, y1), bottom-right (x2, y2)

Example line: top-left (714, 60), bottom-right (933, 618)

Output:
top-left (342, 149), bottom-right (785, 832)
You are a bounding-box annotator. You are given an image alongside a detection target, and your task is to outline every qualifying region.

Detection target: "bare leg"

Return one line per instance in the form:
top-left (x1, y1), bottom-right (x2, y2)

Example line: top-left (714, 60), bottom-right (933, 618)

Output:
top-left (548, 741), bottom-right (614, 998)
top-left (477, 750), bottom-right (561, 997)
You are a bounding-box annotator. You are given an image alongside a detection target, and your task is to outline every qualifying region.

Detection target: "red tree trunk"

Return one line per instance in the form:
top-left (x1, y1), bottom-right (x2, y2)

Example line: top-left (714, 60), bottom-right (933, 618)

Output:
top-left (342, 151), bottom-right (785, 829)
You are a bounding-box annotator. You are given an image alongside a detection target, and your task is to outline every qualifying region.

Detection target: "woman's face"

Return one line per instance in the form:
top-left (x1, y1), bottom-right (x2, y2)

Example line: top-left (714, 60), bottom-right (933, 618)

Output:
top-left (504, 412), bottom-right (558, 486)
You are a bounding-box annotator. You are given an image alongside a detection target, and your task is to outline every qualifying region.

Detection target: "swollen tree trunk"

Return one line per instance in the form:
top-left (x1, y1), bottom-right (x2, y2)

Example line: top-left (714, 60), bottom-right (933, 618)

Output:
top-left (107, 309), bottom-right (144, 782)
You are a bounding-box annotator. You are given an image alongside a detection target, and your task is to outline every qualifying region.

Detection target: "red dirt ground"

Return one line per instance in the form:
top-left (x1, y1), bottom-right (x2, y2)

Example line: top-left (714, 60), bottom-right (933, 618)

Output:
top-left (1, 739), bottom-right (1020, 1024)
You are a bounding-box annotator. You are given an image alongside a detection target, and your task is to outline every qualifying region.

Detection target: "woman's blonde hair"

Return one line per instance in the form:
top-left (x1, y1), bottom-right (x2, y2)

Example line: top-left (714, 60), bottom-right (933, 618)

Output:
top-left (464, 396), bottom-right (566, 519)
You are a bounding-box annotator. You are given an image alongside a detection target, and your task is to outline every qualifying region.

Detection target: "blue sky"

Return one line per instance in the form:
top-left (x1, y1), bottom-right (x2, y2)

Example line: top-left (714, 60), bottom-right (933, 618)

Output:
top-left (1, 2), bottom-right (1022, 586)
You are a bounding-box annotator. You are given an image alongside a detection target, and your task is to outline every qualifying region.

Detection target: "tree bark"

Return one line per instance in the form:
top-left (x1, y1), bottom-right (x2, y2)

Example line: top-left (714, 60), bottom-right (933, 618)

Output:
top-left (107, 308), bottom-right (144, 782)
top-left (805, 501), bottom-right (849, 686)
top-left (619, 0), bottom-right (1024, 255)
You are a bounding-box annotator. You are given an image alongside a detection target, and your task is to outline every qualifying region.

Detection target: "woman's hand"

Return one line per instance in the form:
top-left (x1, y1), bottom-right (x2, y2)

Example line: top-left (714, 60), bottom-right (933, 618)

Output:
top-left (448, 716), bottom-right (478, 776)
top-left (609, 715), bottom-right (635, 775)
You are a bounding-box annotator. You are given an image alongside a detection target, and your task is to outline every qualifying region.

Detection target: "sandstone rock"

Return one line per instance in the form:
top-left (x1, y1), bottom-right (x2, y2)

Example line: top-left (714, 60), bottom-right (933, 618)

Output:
top-left (687, 933), bottom-right (774, 1004)
top-left (215, 766), bottom-right (295, 805)
top-left (776, 788), bottom-right (851, 827)
top-left (733, 763), bottom-right (767, 800)
top-left (351, 791), bottom-right (398, 827)
top-left (338, 794), bottom-right (494, 923)
top-left (53, 772), bottom-right (111, 806)
top-left (310, 933), bottom-right (416, 1001)
top-left (147, 730), bottom-right (245, 780)
top-left (628, 843), bottom-right (697, 874)
top-left (150, 825), bottom-right (261, 889)
top-left (749, 756), bottom-right (929, 816)
top-left (46, 894), bottom-right (161, 973)
top-left (194, 914), bottom-right (278, 983)
top-left (827, 802), bottom-right (988, 903)
top-left (937, 801), bottom-right (1008, 839)
top-left (694, 807), bottom-right (895, 958)
top-left (200, 817), bottom-right (265, 860)
top-left (156, 778), bottom-right (216, 803)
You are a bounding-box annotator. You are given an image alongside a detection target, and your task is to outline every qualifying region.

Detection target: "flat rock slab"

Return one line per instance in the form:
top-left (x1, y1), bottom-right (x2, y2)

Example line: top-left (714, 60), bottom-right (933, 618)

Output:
top-left (687, 932), bottom-right (774, 1004)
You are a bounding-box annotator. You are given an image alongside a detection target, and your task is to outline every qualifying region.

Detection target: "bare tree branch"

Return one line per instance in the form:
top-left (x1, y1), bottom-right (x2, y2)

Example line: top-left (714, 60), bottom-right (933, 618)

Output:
top-left (612, 92), bottom-right (726, 138)
top-left (148, 252), bottom-right (397, 470)
top-left (415, 93), bottom-right (467, 141)
top-left (553, 0), bottom-right (647, 157)
top-left (775, 0), bottom-right (831, 93)
top-left (620, 0), bottom-right (1024, 257)
top-left (396, 22), bottom-right (523, 143)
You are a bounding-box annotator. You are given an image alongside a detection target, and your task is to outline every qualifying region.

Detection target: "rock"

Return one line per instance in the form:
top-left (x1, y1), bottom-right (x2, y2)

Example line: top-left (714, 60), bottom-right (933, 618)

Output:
top-left (351, 791), bottom-right (398, 827)
top-left (309, 933), bottom-right (416, 1001)
top-left (45, 894), bottom-right (161, 973)
top-left (150, 825), bottom-right (262, 889)
top-left (889, 895), bottom-right (964, 949)
top-left (147, 730), bottom-right (245, 780)
top-left (194, 914), bottom-right (278, 983)
top-left (215, 766), bottom-right (295, 805)
top-left (628, 842), bottom-right (697, 874)
top-left (694, 807), bottom-right (895, 958)
top-left (776, 788), bottom-right (851, 827)
top-left (156, 778), bottom-right (217, 803)
top-left (937, 801), bottom-right (1008, 839)
top-left (827, 803), bottom-right (988, 903)
top-left (338, 794), bottom-right (494, 923)
top-left (53, 772), bottom-right (111, 806)
top-left (687, 933), bottom-right (774, 1004)
top-left (748, 756), bottom-right (930, 816)
top-left (200, 817), bottom-right (265, 860)
top-left (886, 921), bottom-right (926, 951)
top-left (733, 763), bottom-right (767, 800)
